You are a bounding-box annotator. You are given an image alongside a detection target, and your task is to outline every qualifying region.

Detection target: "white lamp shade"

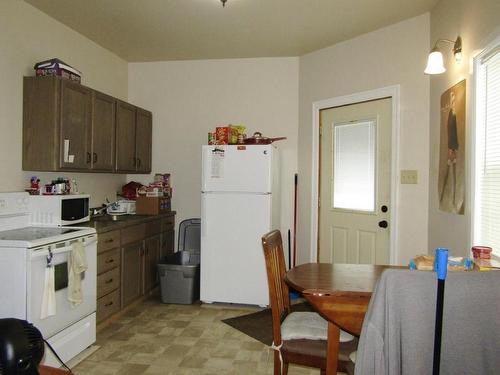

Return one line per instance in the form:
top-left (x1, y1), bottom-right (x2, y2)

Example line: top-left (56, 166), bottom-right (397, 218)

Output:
top-left (424, 50), bottom-right (446, 74)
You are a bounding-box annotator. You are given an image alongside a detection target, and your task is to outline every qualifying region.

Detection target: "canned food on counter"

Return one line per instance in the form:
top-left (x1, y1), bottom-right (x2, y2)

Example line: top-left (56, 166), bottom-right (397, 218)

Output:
top-left (208, 132), bottom-right (216, 145)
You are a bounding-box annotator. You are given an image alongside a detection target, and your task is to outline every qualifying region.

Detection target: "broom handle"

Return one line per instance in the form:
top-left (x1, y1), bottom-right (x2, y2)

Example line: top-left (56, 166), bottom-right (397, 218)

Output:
top-left (433, 278), bottom-right (445, 375)
top-left (288, 229), bottom-right (292, 270)
top-left (293, 173), bottom-right (298, 267)
top-left (432, 248), bottom-right (448, 375)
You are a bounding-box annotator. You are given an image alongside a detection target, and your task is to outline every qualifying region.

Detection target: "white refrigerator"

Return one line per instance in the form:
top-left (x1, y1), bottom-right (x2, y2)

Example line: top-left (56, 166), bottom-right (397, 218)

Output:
top-left (201, 144), bottom-right (280, 306)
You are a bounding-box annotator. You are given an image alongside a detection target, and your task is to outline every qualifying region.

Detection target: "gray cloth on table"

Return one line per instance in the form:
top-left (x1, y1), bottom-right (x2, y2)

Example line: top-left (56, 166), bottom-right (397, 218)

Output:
top-left (354, 269), bottom-right (500, 375)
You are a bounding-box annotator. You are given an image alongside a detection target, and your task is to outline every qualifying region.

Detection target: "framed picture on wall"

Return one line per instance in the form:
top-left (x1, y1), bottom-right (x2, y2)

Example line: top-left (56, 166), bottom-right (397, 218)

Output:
top-left (438, 79), bottom-right (466, 215)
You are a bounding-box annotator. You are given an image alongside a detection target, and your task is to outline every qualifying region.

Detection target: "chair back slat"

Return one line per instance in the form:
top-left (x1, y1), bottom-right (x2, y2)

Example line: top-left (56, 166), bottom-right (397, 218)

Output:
top-left (262, 230), bottom-right (291, 344)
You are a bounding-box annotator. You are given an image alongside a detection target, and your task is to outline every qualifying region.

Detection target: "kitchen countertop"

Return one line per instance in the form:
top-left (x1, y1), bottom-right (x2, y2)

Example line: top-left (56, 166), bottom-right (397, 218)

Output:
top-left (76, 211), bottom-right (176, 233)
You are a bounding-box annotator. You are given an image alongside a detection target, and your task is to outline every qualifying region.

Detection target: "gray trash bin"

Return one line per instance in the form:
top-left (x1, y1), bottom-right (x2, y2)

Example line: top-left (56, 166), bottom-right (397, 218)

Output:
top-left (159, 218), bottom-right (201, 304)
top-left (158, 250), bottom-right (200, 304)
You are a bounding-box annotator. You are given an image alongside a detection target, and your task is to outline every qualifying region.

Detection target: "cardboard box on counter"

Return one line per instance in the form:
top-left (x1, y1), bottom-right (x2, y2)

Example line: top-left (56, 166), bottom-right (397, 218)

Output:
top-left (136, 196), bottom-right (171, 215)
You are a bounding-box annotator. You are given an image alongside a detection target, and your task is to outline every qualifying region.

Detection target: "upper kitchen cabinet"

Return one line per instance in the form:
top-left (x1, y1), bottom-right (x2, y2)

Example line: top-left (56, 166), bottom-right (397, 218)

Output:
top-left (91, 91), bottom-right (116, 171)
top-left (60, 80), bottom-right (93, 170)
top-left (23, 76), bottom-right (92, 171)
top-left (23, 76), bottom-right (152, 174)
top-left (115, 103), bottom-right (152, 174)
top-left (135, 109), bottom-right (152, 173)
top-left (115, 101), bottom-right (136, 172)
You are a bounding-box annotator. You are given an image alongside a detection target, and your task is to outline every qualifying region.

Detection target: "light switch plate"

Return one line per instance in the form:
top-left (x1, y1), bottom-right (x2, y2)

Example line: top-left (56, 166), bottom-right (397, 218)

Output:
top-left (401, 169), bottom-right (418, 184)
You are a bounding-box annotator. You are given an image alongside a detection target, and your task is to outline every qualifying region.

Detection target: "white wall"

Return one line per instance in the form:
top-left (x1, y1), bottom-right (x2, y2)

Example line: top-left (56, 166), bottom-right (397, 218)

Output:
top-left (128, 58), bottom-right (299, 242)
top-left (427, 0), bottom-right (500, 255)
top-left (0, 1), bottom-right (128, 206)
top-left (298, 14), bottom-right (431, 265)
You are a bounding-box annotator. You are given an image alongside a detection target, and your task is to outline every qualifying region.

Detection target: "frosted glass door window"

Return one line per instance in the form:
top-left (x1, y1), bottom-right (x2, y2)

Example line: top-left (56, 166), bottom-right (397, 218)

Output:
top-left (333, 120), bottom-right (376, 211)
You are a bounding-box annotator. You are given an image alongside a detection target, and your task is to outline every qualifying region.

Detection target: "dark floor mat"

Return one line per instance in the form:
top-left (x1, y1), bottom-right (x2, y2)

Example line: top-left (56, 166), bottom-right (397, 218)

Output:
top-left (221, 302), bottom-right (313, 346)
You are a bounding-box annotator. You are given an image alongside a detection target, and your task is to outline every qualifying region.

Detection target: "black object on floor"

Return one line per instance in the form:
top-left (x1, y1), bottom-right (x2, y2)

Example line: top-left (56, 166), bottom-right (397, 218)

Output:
top-left (221, 302), bottom-right (313, 346)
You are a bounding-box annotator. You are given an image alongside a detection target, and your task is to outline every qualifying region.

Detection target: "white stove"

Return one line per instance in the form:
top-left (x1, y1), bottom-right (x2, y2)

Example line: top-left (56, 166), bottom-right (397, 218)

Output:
top-left (0, 226), bottom-right (94, 247)
top-left (0, 192), bottom-right (97, 368)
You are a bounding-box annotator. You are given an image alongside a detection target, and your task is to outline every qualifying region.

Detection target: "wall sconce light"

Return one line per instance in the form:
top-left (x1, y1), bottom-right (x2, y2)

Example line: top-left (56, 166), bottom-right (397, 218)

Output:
top-left (424, 36), bottom-right (462, 75)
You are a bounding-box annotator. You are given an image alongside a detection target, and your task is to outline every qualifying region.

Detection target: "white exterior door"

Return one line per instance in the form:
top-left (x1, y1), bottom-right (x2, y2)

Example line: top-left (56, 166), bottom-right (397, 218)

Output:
top-left (319, 98), bottom-right (392, 264)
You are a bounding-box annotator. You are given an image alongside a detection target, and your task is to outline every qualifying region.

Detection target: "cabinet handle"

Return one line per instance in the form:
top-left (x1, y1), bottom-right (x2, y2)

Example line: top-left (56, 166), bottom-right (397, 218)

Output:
top-left (86, 152), bottom-right (91, 164)
top-left (137, 158), bottom-right (141, 168)
top-left (105, 259), bottom-right (114, 264)
top-left (104, 238), bottom-right (114, 243)
top-left (93, 152), bottom-right (98, 163)
top-left (105, 278), bottom-right (114, 284)
top-left (105, 301), bottom-right (114, 307)
top-left (133, 157), bottom-right (137, 167)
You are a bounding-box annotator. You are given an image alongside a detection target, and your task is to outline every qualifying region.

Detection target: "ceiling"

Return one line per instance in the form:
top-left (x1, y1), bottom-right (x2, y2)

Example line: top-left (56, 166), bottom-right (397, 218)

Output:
top-left (25, 0), bottom-right (438, 62)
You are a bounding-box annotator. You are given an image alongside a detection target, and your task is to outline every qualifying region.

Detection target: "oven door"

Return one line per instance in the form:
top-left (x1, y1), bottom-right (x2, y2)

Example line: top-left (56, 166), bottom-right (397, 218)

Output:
top-left (27, 234), bottom-right (97, 339)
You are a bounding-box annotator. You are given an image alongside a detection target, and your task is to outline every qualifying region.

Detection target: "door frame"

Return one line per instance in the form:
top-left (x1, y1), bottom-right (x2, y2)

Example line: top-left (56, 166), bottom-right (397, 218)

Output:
top-left (310, 85), bottom-right (400, 264)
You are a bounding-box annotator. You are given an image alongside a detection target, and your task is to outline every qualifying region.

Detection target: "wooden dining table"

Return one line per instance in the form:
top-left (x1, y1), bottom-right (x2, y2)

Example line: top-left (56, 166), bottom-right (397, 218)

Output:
top-left (285, 263), bottom-right (405, 375)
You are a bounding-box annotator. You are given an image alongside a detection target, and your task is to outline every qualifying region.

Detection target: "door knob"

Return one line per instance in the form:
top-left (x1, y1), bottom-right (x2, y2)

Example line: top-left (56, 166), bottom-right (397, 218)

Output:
top-left (378, 220), bottom-right (388, 228)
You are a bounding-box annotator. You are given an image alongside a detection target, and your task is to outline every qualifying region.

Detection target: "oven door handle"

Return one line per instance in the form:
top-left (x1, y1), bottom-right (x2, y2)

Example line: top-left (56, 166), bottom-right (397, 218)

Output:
top-left (30, 235), bottom-right (97, 260)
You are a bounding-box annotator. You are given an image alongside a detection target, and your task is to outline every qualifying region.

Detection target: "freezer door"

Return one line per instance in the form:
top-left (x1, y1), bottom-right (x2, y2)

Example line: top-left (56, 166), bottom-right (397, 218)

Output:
top-left (202, 145), bottom-right (274, 193)
top-left (201, 192), bottom-right (271, 306)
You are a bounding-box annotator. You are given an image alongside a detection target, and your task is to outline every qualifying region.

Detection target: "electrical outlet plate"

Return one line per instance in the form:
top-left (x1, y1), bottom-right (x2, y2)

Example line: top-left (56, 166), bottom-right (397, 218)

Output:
top-left (401, 170), bottom-right (418, 184)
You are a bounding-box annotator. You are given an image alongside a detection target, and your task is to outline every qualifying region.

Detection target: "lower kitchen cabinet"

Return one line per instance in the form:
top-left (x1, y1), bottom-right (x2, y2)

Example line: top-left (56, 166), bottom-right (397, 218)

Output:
top-left (121, 241), bottom-right (143, 307)
top-left (97, 267), bottom-right (120, 298)
top-left (96, 230), bottom-right (121, 323)
top-left (144, 235), bottom-right (161, 293)
top-left (160, 216), bottom-right (175, 259)
top-left (97, 289), bottom-right (120, 322)
top-left (95, 213), bottom-right (176, 324)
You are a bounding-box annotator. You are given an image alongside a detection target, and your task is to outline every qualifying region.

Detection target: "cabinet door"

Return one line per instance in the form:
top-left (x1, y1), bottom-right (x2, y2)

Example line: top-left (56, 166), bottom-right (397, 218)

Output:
top-left (160, 228), bottom-right (175, 260)
top-left (91, 92), bottom-right (115, 171)
top-left (115, 101), bottom-right (137, 172)
top-left (23, 76), bottom-right (59, 171)
top-left (136, 109), bottom-right (152, 173)
top-left (59, 80), bottom-right (92, 170)
top-left (121, 241), bottom-right (143, 307)
top-left (144, 235), bottom-right (161, 293)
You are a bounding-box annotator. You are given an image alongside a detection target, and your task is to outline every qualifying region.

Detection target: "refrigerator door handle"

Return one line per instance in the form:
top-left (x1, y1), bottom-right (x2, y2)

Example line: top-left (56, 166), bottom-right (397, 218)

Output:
top-left (201, 195), bottom-right (207, 237)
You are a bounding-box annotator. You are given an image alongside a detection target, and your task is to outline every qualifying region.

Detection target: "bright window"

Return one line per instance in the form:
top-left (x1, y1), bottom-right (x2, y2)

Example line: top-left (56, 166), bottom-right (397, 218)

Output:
top-left (474, 41), bottom-right (500, 257)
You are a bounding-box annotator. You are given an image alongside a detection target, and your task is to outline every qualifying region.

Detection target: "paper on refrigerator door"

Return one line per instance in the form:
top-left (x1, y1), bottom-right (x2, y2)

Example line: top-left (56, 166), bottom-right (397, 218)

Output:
top-left (210, 148), bottom-right (225, 178)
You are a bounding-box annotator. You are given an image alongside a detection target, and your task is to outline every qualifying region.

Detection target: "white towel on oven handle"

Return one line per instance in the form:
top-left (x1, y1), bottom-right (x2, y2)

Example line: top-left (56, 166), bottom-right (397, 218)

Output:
top-left (40, 265), bottom-right (56, 319)
top-left (68, 240), bottom-right (88, 307)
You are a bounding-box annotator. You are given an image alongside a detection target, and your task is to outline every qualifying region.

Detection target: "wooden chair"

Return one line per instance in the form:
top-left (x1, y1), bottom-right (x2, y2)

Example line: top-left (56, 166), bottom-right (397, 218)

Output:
top-left (302, 290), bottom-right (367, 375)
top-left (261, 230), bottom-right (357, 375)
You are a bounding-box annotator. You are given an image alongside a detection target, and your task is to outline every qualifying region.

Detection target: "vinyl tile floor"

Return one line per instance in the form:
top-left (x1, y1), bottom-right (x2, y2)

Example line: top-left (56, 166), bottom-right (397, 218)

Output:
top-left (73, 298), bottom-right (323, 375)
